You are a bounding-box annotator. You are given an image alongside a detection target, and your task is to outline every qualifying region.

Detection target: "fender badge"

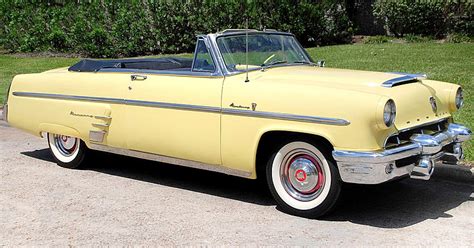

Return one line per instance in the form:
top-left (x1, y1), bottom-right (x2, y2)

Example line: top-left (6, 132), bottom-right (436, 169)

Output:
top-left (251, 103), bottom-right (257, 111)
top-left (70, 111), bottom-right (93, 118)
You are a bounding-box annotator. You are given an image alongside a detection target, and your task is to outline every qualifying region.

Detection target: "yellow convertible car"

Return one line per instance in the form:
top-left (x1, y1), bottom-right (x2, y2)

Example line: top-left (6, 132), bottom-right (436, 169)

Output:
top-left (3, 30), bottom-right (471, 217)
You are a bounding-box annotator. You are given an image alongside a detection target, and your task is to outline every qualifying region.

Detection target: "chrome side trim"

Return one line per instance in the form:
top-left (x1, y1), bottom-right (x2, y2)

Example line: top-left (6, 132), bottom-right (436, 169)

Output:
top-left (382, 73), bottom-right (427, 88)
top-left (13, 92), bottom-right (221, 114)
top-left (94, 115), bottom-right (112, 120)
top-left (88, 143), bottom-right (252, 178)
top-left (92, 123), bottom-right (110, 128)
top-left (13, 92), bottom-right (350, 126)
top-left (125, 99), bottom-right (221, 113)
top-left (222, 108), bottom-right (350, 126)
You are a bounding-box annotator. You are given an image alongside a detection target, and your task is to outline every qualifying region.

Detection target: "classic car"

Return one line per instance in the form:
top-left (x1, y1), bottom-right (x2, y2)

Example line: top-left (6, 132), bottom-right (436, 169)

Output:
top-left (3, 29), bottom-right (471, 218)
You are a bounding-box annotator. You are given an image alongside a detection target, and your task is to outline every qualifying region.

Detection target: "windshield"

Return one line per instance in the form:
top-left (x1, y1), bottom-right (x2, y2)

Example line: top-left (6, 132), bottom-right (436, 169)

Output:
top-left (216, 34), bottom-right (311, 72)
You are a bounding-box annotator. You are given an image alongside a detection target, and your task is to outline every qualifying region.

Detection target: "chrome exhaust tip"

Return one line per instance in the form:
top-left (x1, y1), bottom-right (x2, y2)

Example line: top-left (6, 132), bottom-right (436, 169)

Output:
top-left (410, 156), bottom-right (434, 180)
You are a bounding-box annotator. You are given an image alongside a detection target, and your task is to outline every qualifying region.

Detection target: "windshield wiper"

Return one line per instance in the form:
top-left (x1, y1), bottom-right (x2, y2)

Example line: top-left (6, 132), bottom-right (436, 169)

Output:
top-left (261, 60), bottom-right (288, 67)
top-left (292, 61), bottom-right (314, 65)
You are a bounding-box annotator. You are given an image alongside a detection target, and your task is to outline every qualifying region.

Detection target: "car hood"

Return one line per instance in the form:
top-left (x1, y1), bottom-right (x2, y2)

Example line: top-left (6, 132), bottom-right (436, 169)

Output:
top-left (257, 66), bottom-right (453, 130)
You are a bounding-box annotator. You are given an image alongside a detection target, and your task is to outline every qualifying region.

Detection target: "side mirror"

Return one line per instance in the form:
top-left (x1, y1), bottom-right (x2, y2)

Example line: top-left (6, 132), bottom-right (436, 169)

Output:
top-left (317, 60), bottom-right (325, 67)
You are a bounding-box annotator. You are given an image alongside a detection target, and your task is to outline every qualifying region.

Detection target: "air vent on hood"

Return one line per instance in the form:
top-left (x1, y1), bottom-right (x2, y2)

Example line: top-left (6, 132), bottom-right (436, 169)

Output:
top-left (382, 73), bottom-right (427, 88)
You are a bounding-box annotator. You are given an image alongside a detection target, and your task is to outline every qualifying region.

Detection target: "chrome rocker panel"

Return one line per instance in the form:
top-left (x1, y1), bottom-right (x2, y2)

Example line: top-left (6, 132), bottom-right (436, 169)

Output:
top-left (332, 123), bottom-right (471, 184)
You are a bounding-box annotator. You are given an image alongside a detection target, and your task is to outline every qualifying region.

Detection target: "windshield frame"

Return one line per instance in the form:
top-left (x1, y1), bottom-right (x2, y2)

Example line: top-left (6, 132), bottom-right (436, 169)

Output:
top-left (211, 32), bottom-right (314, 75)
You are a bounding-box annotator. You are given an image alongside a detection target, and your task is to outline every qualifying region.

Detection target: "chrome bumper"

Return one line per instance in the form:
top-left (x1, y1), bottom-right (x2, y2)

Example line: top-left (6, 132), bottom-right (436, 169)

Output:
top-left (332, 123), bottom-right (471, 184)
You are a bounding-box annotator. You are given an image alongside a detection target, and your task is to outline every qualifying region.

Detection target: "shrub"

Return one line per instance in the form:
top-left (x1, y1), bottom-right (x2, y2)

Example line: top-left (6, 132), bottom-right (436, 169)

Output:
top-left (404, 34), bottom-right (434, 43)
top-left (364, 35), bottom-right (391, 44)
top-left (373, 0), bottom-right (473, 38)
top-left (445, 33), bottom-right (474, 43)
top-left (0, 0), bottom-right (353, 58)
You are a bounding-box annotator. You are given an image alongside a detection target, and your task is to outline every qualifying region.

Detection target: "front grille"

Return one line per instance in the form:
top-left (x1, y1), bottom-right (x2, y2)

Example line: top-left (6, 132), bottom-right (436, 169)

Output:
top-left (385, 119), bottom-right (449, 148)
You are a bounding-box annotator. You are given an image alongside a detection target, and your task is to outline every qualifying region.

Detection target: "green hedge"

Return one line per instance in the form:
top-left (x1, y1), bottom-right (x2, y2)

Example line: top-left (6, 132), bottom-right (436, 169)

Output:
top-left (0, 0), bottom-right (353, 58)
top-left (373, 0), bottom-right (473, 38)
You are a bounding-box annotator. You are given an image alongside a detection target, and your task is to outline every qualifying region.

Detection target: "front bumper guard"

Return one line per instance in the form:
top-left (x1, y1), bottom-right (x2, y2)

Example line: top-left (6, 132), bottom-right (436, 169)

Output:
top-left (332, 123), bottom-right (471, 184)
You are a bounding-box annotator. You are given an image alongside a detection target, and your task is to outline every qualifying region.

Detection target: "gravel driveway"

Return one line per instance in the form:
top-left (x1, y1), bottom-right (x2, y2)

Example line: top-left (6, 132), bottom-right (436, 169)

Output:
top-left (1, 120), bottom-right (473, 246)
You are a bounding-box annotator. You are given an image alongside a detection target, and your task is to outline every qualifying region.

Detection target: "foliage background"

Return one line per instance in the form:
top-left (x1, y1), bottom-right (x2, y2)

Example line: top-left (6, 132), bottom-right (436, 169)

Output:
top-left (373, 0), bottom-right (473, 38)
top-left (0, 0), bottom-right (353, 57)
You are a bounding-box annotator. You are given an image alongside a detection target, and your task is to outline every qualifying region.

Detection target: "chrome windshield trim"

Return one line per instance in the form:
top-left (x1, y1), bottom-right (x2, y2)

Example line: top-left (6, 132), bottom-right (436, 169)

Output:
top-left (222, 108), bottom-right (350, 126)
top-left (208, 33), bottom-right (313, 76)
top-left (13, 92), bottom-right (350, 126)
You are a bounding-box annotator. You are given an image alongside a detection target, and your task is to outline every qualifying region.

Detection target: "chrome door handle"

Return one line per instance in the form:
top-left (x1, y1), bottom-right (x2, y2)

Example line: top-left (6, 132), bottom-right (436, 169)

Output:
top-left (131, 74), bottom-right (147, 81)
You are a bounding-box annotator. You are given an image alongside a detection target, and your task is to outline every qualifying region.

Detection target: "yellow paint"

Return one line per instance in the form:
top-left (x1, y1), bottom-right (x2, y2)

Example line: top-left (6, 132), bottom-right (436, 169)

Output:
top-left (6, 65), bottom-right (460, 178)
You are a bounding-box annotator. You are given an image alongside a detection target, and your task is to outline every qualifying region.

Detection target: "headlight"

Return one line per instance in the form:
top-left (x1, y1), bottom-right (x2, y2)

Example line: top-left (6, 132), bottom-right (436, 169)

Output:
top-left (455, 87), bottom-right (464, 109)
top-left (383, 100), bottom-right (396, 127)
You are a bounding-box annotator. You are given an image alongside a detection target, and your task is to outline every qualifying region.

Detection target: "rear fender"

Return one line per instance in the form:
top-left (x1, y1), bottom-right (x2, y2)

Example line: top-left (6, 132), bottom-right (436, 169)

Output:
top-left (38, 123), bottom-right (81, 139)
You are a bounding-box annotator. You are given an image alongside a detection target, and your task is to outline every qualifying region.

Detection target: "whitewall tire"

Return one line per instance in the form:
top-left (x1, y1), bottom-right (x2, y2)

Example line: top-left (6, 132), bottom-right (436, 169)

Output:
top-left (47, 133), bottom-right (87, 169)
top-left (266, 141), bottom-right (341, 218)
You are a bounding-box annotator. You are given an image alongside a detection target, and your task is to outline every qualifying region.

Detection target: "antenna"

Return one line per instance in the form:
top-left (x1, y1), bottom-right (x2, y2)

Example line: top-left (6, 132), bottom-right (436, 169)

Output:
top-left (245, 18), bottom-right (249, 83)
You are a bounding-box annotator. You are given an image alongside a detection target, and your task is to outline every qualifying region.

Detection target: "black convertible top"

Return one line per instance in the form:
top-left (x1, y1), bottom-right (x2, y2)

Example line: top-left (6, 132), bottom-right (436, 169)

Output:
top-left (68, 57), bottom-right (193, 72)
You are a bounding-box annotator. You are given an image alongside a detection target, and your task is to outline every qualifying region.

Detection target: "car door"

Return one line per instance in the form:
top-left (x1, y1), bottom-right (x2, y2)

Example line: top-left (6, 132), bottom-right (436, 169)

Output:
top-left (125, 38), bottom-right (224, 165)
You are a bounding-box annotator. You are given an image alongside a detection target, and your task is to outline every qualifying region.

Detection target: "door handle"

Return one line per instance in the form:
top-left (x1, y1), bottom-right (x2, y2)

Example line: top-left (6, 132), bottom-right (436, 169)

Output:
top-left (131, 74), bottom-right (147, 81)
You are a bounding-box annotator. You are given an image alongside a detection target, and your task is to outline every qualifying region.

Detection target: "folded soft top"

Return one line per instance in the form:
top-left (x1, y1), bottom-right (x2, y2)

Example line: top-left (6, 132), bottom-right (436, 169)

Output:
top-left (68, 57), bottom-right (193, 72)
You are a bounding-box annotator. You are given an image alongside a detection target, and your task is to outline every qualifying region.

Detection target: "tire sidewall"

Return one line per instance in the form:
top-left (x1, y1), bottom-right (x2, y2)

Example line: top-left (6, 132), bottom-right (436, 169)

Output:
top-left (266, 140), bottom-right (341, 217)
top-left (47, 133), bottom-right (86, 169)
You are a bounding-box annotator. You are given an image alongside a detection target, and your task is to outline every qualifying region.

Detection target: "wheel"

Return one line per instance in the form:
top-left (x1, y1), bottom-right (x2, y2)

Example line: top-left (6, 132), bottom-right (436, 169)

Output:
top-left (47, 133), bottom-right (88, 169)
top-left (266, 141), bottom-right (341, 218)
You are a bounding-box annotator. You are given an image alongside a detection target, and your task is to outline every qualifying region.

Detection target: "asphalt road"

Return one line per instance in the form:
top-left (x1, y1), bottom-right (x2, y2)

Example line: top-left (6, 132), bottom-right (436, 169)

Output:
top-left (1, 120), bottom-right (473, 246)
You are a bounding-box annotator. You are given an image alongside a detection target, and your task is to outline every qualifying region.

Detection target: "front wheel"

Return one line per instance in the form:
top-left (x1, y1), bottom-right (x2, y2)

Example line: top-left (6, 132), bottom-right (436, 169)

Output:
top-left (47, 133), bottom-right (88, 169)
top-left (266, 141), bottom-right (341, 218)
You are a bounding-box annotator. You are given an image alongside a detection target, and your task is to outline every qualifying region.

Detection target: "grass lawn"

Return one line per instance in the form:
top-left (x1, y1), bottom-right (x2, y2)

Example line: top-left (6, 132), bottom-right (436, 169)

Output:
top-left (0, 43), bottom-right (472, 160)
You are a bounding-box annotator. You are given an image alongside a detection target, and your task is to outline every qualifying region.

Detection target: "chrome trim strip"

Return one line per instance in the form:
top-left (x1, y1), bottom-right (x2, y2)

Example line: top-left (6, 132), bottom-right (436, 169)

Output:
top-left (88, 143), bottom-right (252, 178)
top-left (13, 92), bottom-right (221, 114)
top-left (222, 108), bottom-right (350, 126)
top-left (94, 115), bottom-right (112, 120)
top-left (125, 99), bottom-right (221, 113)
top-left (13, 92), bottom-right (350, 126)
top-left (92, 123), bottom-right (110, 128)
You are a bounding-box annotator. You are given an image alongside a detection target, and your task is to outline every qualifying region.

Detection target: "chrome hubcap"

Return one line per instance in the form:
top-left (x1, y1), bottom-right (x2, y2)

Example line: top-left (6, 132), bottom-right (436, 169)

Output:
top-left (281, 149), bottom-right (325, 201)
top-left (53, 135), bottom-right (78, 156)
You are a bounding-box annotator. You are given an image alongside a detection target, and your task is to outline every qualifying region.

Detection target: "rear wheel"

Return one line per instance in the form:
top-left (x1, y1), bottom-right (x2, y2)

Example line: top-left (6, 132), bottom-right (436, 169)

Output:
top-left (266, 141), bottom-right (341, 218)
top-left (47, 133), bottom-right (87, 169)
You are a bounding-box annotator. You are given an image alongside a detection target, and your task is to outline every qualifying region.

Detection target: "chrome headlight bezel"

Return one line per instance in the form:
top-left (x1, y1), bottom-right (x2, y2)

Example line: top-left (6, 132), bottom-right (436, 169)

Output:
top-left (383, 99), bottom-right (396, 127)
top-left (455, 87), bottom-right (464, 110)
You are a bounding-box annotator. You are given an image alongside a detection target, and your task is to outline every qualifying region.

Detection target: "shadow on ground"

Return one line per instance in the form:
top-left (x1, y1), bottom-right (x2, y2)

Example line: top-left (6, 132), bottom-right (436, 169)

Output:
top-left (22, 148), bottom-right (473, 228)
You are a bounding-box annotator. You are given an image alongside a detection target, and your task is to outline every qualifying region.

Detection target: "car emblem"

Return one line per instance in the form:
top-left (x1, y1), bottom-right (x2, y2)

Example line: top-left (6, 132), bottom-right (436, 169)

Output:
top-left (251, 103), bottom-right (257, 111)
top-left (429, 96), bottom-right (437, 112)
